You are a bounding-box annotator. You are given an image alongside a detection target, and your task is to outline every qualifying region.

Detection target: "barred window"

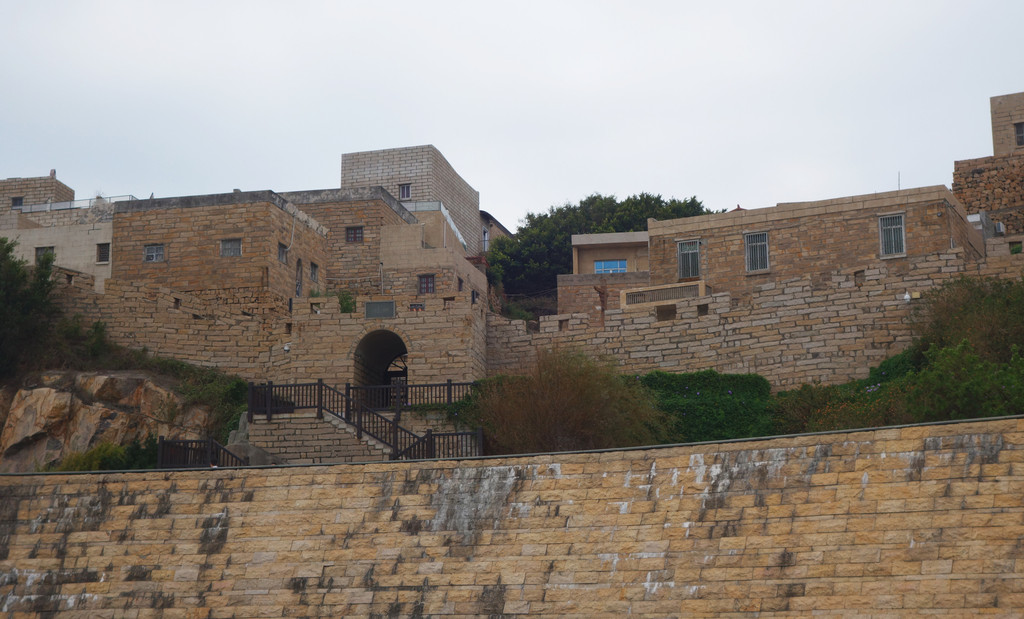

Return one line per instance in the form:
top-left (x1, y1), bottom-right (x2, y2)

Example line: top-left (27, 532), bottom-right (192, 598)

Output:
top-left (143, 244), bottom-right (164, 263)
top-left (744, 232), bottom-right (769, 272)
top-left (418, 274), bottom-right (435, 294)
top-left (220, 238), bottom-right (241, 257)
top-left (346, 226), bottom-right (364, 243)
top-left (96, 243), bottom-right (110, 263)
top-left (677, 240), bottom-right (700, 279)
top-left (879, 214), bottom-right (905, 256)
top-left (1016, 122), bottom-right (1024, 147)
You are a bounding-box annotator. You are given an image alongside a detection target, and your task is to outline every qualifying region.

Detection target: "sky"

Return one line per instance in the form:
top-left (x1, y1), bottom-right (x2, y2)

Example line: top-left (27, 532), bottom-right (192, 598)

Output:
top-left (2, 1), bottom-right (1023, 231)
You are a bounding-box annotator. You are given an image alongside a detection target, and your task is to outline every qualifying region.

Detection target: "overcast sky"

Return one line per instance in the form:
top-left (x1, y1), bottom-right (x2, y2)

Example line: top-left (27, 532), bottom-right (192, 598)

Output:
top-left (2, 1), bottom-right (1022, 231)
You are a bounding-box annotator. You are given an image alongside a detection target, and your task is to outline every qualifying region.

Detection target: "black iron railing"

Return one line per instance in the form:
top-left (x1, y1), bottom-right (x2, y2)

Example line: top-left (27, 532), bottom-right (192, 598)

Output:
top-left (157, 436), bottom-right (248, 468)
top-left (247, 380), bottom-right (483, 460)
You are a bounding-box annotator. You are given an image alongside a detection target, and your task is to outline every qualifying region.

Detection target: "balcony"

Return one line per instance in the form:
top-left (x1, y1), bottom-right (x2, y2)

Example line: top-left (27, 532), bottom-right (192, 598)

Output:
top-left (620, 280), bottom-right (709, 308)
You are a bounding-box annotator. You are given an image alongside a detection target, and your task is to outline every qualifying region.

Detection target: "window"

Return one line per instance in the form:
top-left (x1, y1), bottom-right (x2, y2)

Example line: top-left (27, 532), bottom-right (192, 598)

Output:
top-left (594, 259), bottom-right (627, 274)
top-left (398, 183), bottom-right (411, 200)
top-left (310, 262), bottom-right (319, 283)
top-left (96, 243), bottom-right (110, 263)
top-left (278, 243), bottom-right (288, 264)
top-left (677, 240), bottom-right (700, 279)
top-left (346, 226), bottom-right (364, 243)
top-left (35, 246), bottom-right (54, 265)
top-left (144, 244), bottom-right (164, 263)
top-left (1016, 122), bottom-right (1024, 147)
top-left (457, 277), bottom-right (464, 291)
top-left (744, 232), bottom-right (769, 272)
top-left (879, 214), bottom-right (905, 256)
top-left (418, 274), bottom-right (435, 294)
top-left (11, 197), bottom-right (23, 207)
top-left (220, 238), bottom-right (241, 257)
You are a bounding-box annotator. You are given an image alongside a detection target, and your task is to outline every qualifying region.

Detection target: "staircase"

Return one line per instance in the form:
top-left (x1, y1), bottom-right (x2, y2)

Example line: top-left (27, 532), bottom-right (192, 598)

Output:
top-left (246, 380), bottom-right (483, 462)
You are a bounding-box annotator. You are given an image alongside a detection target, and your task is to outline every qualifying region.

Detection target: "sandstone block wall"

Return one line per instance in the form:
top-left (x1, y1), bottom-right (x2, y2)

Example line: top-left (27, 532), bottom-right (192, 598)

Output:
top-left (2, 416), bottom-right (1023, 616)
top-left (953, 153), bottom-right (1024, 234)
top-left (492, 249), bottom-right (984, 387)
top-left (647, 187), bottom-right (983, 297)
top-left (113, 195), bottom-right (328, 302)
top-left (991, 92), bottom-right (1024, 157)
top-left (0, 172), bottom-right (74, 207)
top-left (557, 272), bottom-right (650, 315)
top-left (283, 188), bottom-right (411, 296)
top-left (341, 145), bottom-right (482, 255)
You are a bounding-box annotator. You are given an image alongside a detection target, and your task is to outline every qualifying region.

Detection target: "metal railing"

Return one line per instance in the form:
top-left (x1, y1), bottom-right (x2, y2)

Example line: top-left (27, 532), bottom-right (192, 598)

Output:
top-left (247, 380), bottom-right (483, 460)
top-left (621, 280), bottom-right (709, 307)
top-left (13, 194), bottom-right (137, 213)
top-left (157, 436), bottom-right (248, 468)
top-left (349, 380), bottom-right (474, 411)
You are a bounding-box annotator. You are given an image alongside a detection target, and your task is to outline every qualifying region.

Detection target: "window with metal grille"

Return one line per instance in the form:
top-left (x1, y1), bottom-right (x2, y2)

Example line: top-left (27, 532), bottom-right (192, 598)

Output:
top-left (220, 238), bottom-right (241, 257)
top-left (594, 259), bottom-right (627, 274)
top-left (96, 243), bottom-right (110, 263)
top-left (346, 226), bottom-right (363, 243)
top-left (418, 274), bottom-right (435, 294)
top-left (1016, 122), bottom-right (1024, 147)
top-left (143, 244), bottom-right (164, 263)
top-left (35, 246), bottom-right (54, 265)
top-left (677, 240), bottom-right (700, 279)
top-left (11, 197), bottom-right (23, 208)
top-left (879, 214), bottom-right (905, 256)
top-left (744, 232), bottom-right (769, 272)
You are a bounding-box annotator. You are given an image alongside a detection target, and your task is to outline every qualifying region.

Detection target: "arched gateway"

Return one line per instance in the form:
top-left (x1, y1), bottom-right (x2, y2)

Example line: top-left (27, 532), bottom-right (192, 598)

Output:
top-left (353, 330), bottom-right (408, 387)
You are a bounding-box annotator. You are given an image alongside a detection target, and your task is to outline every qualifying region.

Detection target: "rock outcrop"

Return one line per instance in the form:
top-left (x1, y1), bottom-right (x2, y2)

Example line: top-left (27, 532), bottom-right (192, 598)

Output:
top-left (0, 371), bottom-right (210, 473)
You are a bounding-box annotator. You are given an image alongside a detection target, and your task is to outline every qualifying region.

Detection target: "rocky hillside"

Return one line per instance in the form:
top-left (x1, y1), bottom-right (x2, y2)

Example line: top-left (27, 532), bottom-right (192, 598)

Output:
top-left (0, 371), bottom-right (211, 473)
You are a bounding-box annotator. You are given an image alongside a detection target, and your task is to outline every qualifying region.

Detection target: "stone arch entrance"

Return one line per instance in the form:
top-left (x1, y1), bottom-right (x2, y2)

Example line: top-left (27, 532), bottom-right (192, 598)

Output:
top-left (353, 329), bottom-right (408, 387)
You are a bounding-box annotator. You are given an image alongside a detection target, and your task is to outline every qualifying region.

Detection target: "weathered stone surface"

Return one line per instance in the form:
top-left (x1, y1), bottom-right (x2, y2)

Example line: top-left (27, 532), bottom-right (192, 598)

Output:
top-left (0, 372), bottom-right (209, 473)
top-left (1, 417), bottom-right (1022, 616)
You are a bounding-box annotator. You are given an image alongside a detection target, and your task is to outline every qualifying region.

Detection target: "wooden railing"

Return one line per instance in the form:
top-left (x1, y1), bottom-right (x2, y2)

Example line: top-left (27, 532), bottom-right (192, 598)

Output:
top-left (247, 380), bottom-right (483, 460)
top-left (157, 436), bottom-right (248, 469)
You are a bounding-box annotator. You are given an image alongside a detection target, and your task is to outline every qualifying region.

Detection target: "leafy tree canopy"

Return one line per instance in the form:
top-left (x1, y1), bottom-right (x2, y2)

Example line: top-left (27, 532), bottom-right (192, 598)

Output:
top-left (487, 192), bottom-right (710, 297)
top-left (0, 237), bottom-right (57, 378)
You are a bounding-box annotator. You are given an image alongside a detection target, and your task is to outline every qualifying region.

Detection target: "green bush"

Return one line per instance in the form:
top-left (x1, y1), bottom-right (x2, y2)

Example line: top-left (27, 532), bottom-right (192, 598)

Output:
top-left (641, 370), bottom-right (773, 443)
top-left (337, 290), bottom-right (356, 313)
top-left (0, 238), bottom-right (58, 378)
top-left (466, 350), bottom-right (666, 454)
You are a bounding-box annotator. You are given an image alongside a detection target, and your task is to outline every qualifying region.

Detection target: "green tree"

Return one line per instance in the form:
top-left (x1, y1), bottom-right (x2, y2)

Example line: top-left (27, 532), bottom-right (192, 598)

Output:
top-left (0, 238), bottom-right (58, 378)
top-left (489, 193), bottom-right (710, 297)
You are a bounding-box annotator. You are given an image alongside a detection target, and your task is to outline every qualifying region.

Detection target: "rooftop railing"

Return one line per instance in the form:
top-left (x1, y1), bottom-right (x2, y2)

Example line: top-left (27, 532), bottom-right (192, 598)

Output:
top-left (13, 195), bottom-right (137, 214)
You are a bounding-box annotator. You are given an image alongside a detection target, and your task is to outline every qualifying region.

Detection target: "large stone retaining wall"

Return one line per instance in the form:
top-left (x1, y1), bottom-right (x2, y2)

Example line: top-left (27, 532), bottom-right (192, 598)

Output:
top-left (2, 417), bottom-right (1023, 616)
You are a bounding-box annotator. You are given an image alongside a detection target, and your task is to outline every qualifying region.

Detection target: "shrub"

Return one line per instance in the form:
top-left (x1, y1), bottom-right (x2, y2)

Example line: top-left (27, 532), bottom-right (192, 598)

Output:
top-left (913, 276), bottom-right (1024, 364)
top-left (52, 436), bottom-right (159, 471)
top-left (771, 382), bottom-right (852, 435)
top-left (337, 290), bottom-right (356, 313)
top-left (466, 349), bottom-right (666, 454)
top-left (641, 370), bottom-right (773, 443)
top-left (0, 238), bottom-right (58, 378)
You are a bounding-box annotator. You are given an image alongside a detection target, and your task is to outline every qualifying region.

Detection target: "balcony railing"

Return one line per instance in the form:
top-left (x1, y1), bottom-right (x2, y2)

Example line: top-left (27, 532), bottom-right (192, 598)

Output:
top-left (621, 280), bottom-right (709, 307)
top-left (13, 195), bottom-right (137, 214)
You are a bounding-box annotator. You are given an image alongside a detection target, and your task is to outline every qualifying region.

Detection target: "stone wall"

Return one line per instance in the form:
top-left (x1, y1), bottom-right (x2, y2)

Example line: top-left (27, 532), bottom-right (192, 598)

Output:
top-left (113, 194), bottom-right (328, 302)
top-left (341, 145), bottom-right (482, 255)
top-left (991, 92), bottom-right (1024, 157)
top-left (0, 172), bottom-right (74, 207)
top-left (2, 416), bottom-right (1022, 616)
top-left (283, 188), bottom-right (412, 296)
top-left (647, 187), bottom-right (983, 297)
top-left (953, 153), bottom-right (1024, 234)
top-left (491, 247), bottom-right (1024, 387)
top-left (557, 272), bottom-right (650, 315)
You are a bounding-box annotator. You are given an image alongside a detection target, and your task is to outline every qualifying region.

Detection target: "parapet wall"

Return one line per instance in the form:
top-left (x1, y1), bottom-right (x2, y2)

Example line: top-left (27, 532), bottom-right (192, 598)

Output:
top-left (2, 416), bottom-right (1023, 616)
